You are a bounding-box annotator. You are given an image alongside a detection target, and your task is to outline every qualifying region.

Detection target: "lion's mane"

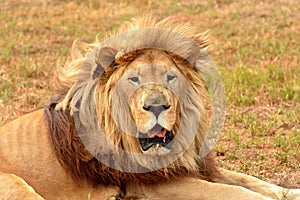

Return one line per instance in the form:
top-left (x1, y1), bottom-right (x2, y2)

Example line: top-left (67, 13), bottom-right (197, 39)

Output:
top-left (44, 15), bottom-right (219, 192)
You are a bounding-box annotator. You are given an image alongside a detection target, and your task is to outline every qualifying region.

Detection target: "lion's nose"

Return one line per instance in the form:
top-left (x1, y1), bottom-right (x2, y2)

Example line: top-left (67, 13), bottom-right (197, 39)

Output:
top-left (143, 91), bottom-right (170, 117)
top-left (143, 105), bottom-right (170, 118)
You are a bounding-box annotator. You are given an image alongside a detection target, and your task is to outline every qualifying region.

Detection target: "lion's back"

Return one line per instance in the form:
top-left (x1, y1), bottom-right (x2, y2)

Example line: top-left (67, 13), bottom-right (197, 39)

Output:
top-left (0, 109), bottom-right (55, 172)
top-left (0, 109), bottom-right (68, 197)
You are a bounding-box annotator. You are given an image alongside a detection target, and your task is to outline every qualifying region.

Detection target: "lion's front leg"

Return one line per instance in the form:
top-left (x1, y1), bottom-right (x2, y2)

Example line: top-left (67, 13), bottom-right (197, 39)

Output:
top-left (125, 177), bottom-right (273, 200)
top-left (214, 168), bottom-right (300, 200)
top-left (0, 172), bottom-right (44, 200)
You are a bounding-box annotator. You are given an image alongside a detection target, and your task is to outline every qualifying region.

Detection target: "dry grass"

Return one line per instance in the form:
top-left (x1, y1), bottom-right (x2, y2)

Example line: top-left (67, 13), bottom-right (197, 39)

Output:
top-left (0, 0), bottom-right (299, 188)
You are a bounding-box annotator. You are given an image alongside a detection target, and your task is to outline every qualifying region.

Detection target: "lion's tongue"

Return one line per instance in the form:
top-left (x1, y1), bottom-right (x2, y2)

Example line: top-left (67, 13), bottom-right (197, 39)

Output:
top-left (156, 130), bottom-right (166, 138)
top-left (148, 124), bottom-right (166, 138)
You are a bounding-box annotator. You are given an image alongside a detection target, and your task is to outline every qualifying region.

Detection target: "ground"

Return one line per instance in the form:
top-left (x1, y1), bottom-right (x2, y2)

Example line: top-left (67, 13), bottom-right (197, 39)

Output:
top-left (0, 0), bottom-right (299, 188)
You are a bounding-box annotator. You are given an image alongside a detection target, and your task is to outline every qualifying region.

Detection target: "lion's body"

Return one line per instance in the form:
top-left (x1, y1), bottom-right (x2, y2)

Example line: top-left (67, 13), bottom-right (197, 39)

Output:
top-left (0, 15), bottom-right (299, 200)
top-left (1, 110), bottom-right (299, 200)
top-left (0, 110), bottom-right (119, 199)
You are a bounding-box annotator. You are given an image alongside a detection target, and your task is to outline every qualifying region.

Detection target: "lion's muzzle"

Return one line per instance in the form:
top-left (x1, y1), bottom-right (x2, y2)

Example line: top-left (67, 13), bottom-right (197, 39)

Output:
top-left (128, 83), bottom-right (178, 153)
top-left (139, 91), bottom-right (175, 152)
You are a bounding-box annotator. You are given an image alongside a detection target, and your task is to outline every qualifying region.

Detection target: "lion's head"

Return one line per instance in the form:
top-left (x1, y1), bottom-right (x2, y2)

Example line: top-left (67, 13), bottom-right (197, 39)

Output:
top-left (97, 49), bottom-right (208, 157)
top-left (46, 15), bottom-right (222, 186)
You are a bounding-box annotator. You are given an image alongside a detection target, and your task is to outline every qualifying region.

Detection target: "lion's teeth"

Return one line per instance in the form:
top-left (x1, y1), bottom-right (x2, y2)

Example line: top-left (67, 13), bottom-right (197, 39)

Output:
top-left (163, 136), bottom-right (166, 143)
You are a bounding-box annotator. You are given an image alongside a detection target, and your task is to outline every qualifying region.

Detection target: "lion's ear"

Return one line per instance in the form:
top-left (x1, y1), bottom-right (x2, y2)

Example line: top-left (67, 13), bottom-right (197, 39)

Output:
top-left (95, 46), bottom-right (119, 69)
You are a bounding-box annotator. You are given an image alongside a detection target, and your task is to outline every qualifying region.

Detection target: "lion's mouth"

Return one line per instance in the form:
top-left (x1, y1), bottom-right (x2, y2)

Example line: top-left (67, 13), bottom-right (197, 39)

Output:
top-left (139, 124), bottom-right (174, 151)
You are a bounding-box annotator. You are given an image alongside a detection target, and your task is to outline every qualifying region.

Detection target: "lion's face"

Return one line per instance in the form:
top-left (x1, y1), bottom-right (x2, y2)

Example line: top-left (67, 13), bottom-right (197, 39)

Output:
top-left (112, 50), bottom-right (190, 155)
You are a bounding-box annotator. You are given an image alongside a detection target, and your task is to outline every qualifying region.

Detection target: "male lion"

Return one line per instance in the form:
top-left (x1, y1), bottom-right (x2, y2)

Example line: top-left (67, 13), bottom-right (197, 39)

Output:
top-left (0, 15), bottom-right (299, 200)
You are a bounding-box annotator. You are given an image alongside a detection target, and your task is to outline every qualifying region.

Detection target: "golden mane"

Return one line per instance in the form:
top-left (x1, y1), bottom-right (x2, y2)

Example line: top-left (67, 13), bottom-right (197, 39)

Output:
top-left (51, 15), bottom-right (209, 105)
top-left (45, 15), bottom-right (219, 191)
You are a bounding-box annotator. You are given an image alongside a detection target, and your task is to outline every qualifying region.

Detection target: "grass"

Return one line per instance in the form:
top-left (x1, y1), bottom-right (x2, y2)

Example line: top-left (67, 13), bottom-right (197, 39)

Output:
top-left (0, 0), bottom-right (299, 188)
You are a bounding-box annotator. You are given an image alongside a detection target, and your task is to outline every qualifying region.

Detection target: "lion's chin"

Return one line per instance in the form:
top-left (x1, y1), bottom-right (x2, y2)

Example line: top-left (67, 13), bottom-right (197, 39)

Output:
top-left (141, 145), bottom-right (172, 155)
top-left (138, 127), bottom-right (174, 155)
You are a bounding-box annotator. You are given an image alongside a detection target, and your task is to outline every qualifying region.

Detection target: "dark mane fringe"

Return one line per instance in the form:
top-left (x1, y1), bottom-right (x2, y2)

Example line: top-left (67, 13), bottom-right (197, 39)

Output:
top-left (44, 96), bottom-right (220, 191)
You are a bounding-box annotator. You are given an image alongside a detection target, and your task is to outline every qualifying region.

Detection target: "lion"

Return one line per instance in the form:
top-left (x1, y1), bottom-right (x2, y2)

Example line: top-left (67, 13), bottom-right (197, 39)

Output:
top-left (0, 15), bottom-right (299, 200)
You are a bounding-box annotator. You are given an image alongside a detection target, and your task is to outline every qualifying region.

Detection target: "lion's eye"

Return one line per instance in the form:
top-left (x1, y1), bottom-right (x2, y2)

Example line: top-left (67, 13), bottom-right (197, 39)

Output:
top-left (128, 76), bottom-right (139, 85)
top-left (167, 75), bottom-right (177, 83)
